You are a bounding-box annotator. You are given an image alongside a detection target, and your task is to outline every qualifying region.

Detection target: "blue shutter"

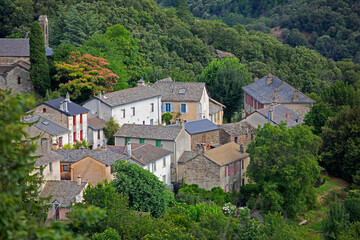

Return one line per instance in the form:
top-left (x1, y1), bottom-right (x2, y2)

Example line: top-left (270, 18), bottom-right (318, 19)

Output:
top-left (162, 103), bottom-right (165, 112)
top-left (170, 103), bottom-right (173, 112)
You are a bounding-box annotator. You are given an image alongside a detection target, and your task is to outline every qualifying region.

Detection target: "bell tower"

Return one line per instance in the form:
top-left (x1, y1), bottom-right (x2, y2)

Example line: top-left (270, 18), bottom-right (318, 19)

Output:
top-left (38, 15), bottom-right (49, 46)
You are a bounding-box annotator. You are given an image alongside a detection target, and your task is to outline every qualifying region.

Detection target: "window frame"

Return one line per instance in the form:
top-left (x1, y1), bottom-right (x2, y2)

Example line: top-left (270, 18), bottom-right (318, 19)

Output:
top-left (163, 158), bottom-right (166, 167)
top-left (150, 103), bottom-right (154, 112)
top-left (180, 103), bottom-right (187, 113)
top-left (152, 162), bottom-right (156, 172)
top-left (131, 107), bottom-right (135, 116)
top-left (63, 165), bottom-right (69, 172)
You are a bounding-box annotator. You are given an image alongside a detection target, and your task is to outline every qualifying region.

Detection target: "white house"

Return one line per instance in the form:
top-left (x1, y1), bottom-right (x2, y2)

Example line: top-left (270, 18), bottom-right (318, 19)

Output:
top-left (82, 82), bottom-right (162, 126)
top-left (87, 116), bottom-right (107, 149)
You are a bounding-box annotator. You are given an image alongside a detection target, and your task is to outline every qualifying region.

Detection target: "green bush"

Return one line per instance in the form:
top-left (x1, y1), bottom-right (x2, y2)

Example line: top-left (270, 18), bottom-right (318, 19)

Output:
top-left (323, 202), bottom-right (350, 240)
top-left (339, 222), bottom-right (360, 240)
top-left (344, 198), bottom-right (360, 222)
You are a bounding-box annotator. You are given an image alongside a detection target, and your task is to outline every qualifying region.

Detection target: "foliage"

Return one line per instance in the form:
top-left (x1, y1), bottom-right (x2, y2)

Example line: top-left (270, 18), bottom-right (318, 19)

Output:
top-left (54, 51), bottom-right (118, 103)
top-left (344, 198), bottom-right (360, 222)
top-left (91, 228), bottom-right (121, 240)
top-left (162, 113), bottom-right (173, 125)
top-left (320, 106), bottom-right (360, 183)
top-left (73, 140), bottom-right (89, 149)
top-left (30, 21), bottom-right (50, 96)
top-left (143, 228), bottom-right (194, 240)
top-left (322, 201), bottom-right (350, 240)
top-left (304, 101), bottom-right (335, 135)
top-left (321, 81), bottom-right (360, 111)
top-left (260, 212), bottom-right (298, 239)
top-left (112, 160), bottom-right (175, 217)
top-left (104, 117), bottom-right (120, 145)
top-left (197, 57), bottom-right (252, 121)
top-left (247, 123), bottom-right (322, 217)
top-left (44, 89), bottom-right (62, 101)
top-left (339, 222), bottom-right (360, 240)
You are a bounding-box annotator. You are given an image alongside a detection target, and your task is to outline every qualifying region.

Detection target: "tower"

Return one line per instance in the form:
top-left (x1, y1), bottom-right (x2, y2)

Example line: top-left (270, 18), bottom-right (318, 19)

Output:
top-left (38, 15), bottom-right (49, 46)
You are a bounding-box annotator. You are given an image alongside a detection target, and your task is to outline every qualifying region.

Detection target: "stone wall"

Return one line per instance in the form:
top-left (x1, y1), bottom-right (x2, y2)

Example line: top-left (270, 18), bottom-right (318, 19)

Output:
top-left (219, 129), bottom-right (254, 149)
top-left (191, 129), bottom-right (219, 150)
top-left (0, 65), bottom-right (33, 94)
top-left (32, 104), bottom-right (69, 129)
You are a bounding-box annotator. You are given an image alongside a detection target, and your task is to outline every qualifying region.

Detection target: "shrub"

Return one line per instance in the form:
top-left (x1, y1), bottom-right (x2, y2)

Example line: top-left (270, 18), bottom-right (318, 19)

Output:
top-left (339, 222), bottom-right (360, 240)
top-left (344, 198), bottom-right (360, 222)
top-left (323, 202), bottom-right (350, 240)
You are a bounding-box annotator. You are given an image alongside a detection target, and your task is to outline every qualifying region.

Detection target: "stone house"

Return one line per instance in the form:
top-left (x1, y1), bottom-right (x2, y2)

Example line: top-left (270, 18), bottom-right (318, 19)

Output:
top-left (209, 98), bottom-right (225, 125)
top-left (56, 149), bottom-right (128, 186)
top-left (108, 143), bottom-right (173, 185)
top-left (242, 74), bottom-right (315, 122)
top-left (219, 121), bottom-right (256, 148)
top-left (242, 104), bottom-right (301, 128)
top-left (40, 179), bottom-right (88, 221)
top-left (178, 142), bottom-right (250, 191)
top-left (114, 123), bottom-right (191, 182)
top-left (87, 116), bottom-right (107, 149)
top-left (82, 82), bottom-right (162, 126)
top-left (152, 77), bottom-right (210, 122)
top-left (0, 61), bottom-right (33, 94)
top-left (31, 94), bottom-right (89, 145)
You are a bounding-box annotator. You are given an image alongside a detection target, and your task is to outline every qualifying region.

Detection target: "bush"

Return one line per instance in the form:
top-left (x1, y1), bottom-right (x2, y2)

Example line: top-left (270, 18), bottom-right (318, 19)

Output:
top-left (143, 228), bottom-right (194, 240)
top-left (162, 113), bottom-right (173, 125)
top-left (339, 222), bottom-right (360, 240)
top-left (323, 202), bottom-right (350, 240)
top-left (344, 198), bottom-right (360, 222)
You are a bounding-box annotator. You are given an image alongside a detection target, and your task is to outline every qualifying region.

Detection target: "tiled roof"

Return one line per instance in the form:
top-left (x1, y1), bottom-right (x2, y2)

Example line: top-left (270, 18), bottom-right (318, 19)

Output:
top-left (257, 104), bottom-right (301, 128)
top-left (42, 98), bottom-right (89, 116)
top-left (114, 124), bottom-right (181, 141)
top-left (171, 119), bottom-right (219, 135)
top-left (40, 180), bottom-right (87, 207)
top-left (152, 78), bottom-right (206, 102)
top-left (242, 74), bottom-right (315, 104)
top-left (92, 86), bottom-right (161, 107)
top-left (32, 148), bottom-right (62, 167)
top-left (56, 149), bottom-right (128, 166)
top-left (204, 142), bottom-right (248, 166)
top-left (0, 39), bottom-right (53, 57)
top-left (107, 144), bottom-right (172, 166)
top-left (88, 116), bottom-right (106, 130)
top-left (178, 151), bottom-right (199, 164)
top-left (24, 116), bottom-right (70, 136)
top-left (220, 121), bottom-right (256, 137)
top-left (209, 98), bottom-right (226, 114)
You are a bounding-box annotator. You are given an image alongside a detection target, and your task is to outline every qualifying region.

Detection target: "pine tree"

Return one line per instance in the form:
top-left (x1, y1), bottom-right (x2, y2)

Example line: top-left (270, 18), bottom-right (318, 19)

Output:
top-left (29, 21), bottom-right (50, 96)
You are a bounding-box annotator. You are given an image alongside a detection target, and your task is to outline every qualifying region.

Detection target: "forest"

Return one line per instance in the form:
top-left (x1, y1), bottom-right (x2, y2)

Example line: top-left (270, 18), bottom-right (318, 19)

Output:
top-left (1, 0), bottom-right (360, 239)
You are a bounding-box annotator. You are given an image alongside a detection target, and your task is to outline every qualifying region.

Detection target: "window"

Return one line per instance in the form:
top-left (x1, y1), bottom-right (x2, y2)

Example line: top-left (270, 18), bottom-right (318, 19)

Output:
top-left (163, 103), bottom-right (173, 112)
top-left (242, 178), bottom-right (245, 186)
top-left (180, 103), bottom-right (187, 113)
top-left (228, 165), bottom-right (231, 176)
top-left (80, 130), bottom-right (83, 140)
top-left (178, 88), bottom-right (186, 94)
top-left (139, 138), bottom-right (144, 144)
top-left (59, 137), bottom-right (63, 148)
top-left (152, 162), bottom-right (156, 172)
top-left (202, 134), bottom-right (206, 143)
top-left (80, 114), bottom-right (82, 124)
top-left (73, 132), bottom-right (76, 142)
top-left (73, 116), bottom-right (76, 126)
top-left (150, 103), bottom-right (154, 112)
top-left (121, 109), bottom-right (125, 118)
top-left (162, 175), bottom-right (166, 183)
top-left (143, 121), bottom-right (145, 125)
top-left (40, 166), bottom-right (43, 176)
top-left (156, 140), bottom-right (161, 147)
top-left (125, 137), bottom-right (130, 145)
top-left (163, 158), bottom-right (166, 167)
top-left (42, 108), bottom-right (46, 113)
top-left (150, 119), bottom-right (153, 125)
top-left (234, 162), bottom-right (237, 174)
top-left (234, 136), bottom-right (238, 144)
top-left (49, 162), bottom-right (53, 172)
top-left (17, 77), bottom-right (21, 84)
top-left (242, 160), bottom-right (244, 170)
top-left (98, 130), bottom-right (100, 140)
top-left (63, 165), bottom-right (69, 171)
top-left (131, 107), bottom-right (135, 116)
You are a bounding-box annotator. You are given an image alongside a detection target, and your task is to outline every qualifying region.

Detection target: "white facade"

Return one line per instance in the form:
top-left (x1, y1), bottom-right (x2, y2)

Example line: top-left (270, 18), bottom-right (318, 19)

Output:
top-left (144, 154), bottom-right (172, 185)
top-left (32, 160), bottom-right (61, 191)
top-left (52, 133), bottom-right (69, 149)
top-left (68, 113), bottom-right (88, 144)
top-left (198, 88), bottom-right (210, 119)
top-left (88, 128), bottom-right (106, 149)
top-left (83, 97), bottom-right (162, 126)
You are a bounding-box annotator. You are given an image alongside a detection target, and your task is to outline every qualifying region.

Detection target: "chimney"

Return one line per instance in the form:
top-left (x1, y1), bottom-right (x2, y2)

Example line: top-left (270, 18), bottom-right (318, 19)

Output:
top-left (98, 91), bottom-right (102, 99)
top-left (38, 15), bottom-right (49, 46)
top-left (60, 102), bottom-right (64, 111)
top-left (137, 78), bottom-right (145, 86)
top-left (127, 143), bottom-right (131, 155)
top-left (179, 120), bottom-right (185, 130)
top-left (77, 175), bottom-right (81, 186)
top-left (274, 89), bottom-right (279, 103)
top-left (64, 101), bottom-right (68, 112)
top-left (102, 90), bottom-right (106, 96)
top-left (266, 74), bottom-right (272, 86)
top-left (268, 108), bottom-right (273, 122)
top-left (240, 144), bottom-right (244, 154)
top-left (65, 92), bottom-right (70, 102)
top-left (293, 90), bottom-right (299, 102)
top-left (254, 77), bottom-right (258, 82)
top-left (41, 137), bottom-right (50, 152)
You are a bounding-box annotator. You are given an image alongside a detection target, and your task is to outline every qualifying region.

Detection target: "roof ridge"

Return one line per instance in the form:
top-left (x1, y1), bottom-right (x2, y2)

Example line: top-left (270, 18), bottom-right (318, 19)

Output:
top-left (263, 80), bottom-right (285, 103)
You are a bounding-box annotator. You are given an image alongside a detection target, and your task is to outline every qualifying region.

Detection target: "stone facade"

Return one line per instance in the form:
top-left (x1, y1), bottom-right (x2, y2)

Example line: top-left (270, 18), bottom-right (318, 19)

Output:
top-left (191, 129), bottom-right (219, 151)
top-left (219, 129), bottom-right (254, 148)
top-left (0, 62), bottom-right (33, 95)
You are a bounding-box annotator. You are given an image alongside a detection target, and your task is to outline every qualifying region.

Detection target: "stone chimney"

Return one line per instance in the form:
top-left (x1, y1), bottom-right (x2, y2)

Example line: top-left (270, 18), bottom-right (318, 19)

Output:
top-left (137, 78), bottom-right (145, 86)
top-left (239, 144), bottom-right (244, 154)
top-left (274, 89), bottom-right (279, 103)
top-left (98, 91), bottom-right (102, 99)
top-left (178, 120), bottom-right (185, 130)
top-left (293, 90), bottom-right (299, 102)
top-left (60, 102), bottom-right (64, 111)
top-left (127, 143), bottom-right (131, 155)
top-left (64, 101), bottom-right (68, 112)
top-left (77, 175), bottom-right (81, 186)
top-left (65, 92), bottom-right (70, 102)
top-left (38, 15), bottom-right (49, 46)
top-left (266, 74), bottom-right (272, 86)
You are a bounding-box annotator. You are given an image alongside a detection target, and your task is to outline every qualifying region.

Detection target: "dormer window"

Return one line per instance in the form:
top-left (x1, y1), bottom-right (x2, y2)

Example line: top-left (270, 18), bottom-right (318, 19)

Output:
top-left (178, 88), bottom-right (186, 94)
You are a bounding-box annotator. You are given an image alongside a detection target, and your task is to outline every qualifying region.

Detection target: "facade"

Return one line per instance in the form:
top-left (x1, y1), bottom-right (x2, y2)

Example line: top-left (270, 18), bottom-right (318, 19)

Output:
top-left (82, 84), bottom-right (162, 126)
top-left (242, 74), bottom-right (315, 122)
top-left (87, 116), bottom-right (107, 149)
top-left (108, 143), bottom-right (173, 185)
top-left (30, 95), bottom-right (89, 145)
top-left (209, 98), bottom-right (225, 125)
top-left (178, 142), bottom-right (250, 191)
top-left (0, 61), bottom-right (33, 94)
top-left (152, 78), bottom-right (210, 122)
top-left (219, 121), bottom-right (256, 148)
top-left (114, 123), bottom-right (191, 182)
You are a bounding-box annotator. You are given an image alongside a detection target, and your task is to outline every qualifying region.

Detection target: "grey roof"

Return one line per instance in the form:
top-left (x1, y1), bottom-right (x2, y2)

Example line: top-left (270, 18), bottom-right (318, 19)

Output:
top-left (152, 78), bottom-right (206, 102)
top-left (40, 180), bottom-right (87, 207)
top-left (114, 124), bottom-right (182, 141)
top-left (257, 105), bottom-right (301, 128)
top-left (209, 102), bottom-right (222, 115)
top-left (42, 98), bottom-right (89, 116)
top-left (56, 149), bottom-right (128, 166)
top-left (0, 39), bottom-right (53, 57)
top-left (172, 119), bottom-right (219, 135)
top-left (178, 151), bottom-right (199, 164)
top-left (88, 116), bottom-right (106, 130)
top-left (220, 121), bottom-right (256, 137)
top-left (32, 148), bottom-right (62, 167)
top-left (91, 86), bottom-right (161, 107)
top-left (24, 116), bottom-right (70, 136)
top-left (107, 143), bottom-right (172, 166)
top-left (242, 74), bottom-right (315, 104)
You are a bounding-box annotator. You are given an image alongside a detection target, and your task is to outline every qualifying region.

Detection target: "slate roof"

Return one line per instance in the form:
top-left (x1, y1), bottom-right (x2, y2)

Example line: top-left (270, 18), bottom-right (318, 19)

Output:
top-left (56, 149), bottom-right (128, 166)
top-left (42, 98), bottom-right (89, 116)
top-left (32, 148), bottom-right (62, 167)
top-left (40, 180), bottom-right (87, 207)
top-left (257, 104), bottom-right (301, 128)
top-left (24, 116), bottom-right (70, 136)
top-left (88, 116), bottom-right (106, 130)
top-left (0, 39), bottom-right (53, 57)
top-left (242, 74), bottom-right (315, 104)
top-left (114, 124), bottom-right (181, 141)
top-left (209, 98), bottom-right (226, 115)
top-left (171, 119), bottom-right (219, 135)
top-left (107, 143), bottom-right (172, 166)
top-left (178, 151), bottom-right (199, 164)
top-left (152, 78), bottom-right (206, 102)
top-left (220, 121), bottom-right (256, 137)
top-left (91, 86), bottom-right (161, 107)
top-left (204, 142), bottom-right (248, 166)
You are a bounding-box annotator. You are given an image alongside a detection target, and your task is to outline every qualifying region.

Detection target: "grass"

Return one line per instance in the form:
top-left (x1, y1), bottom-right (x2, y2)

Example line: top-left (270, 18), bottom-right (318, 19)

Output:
top-left (315, 179), bottom-right (343, 195)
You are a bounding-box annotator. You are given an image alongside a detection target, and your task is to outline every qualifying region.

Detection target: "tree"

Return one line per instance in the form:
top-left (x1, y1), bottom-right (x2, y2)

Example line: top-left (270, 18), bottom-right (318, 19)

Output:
top-left (321, 81), bottom-right (360, 111)
top-left (104, 117), bottom-right (120, 145)
top-left (54, 51), bottom-right (118, 103)
top-left (320, 106), bottom-right (360, 183)
top-left (112, 160), bottom-right (175, 217)
top-left (92, 228), bottom-right (121, 240)
top-left (285, 29), bottom-right (308, 47)
top-left (197, 57), bottom-right (252, 121)
top-left (247, 123), bottom-right (322, 217)
top-left (30, 21), bottom-right (50, 96)
top-left (323, 202), bottom-right (350, 240)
